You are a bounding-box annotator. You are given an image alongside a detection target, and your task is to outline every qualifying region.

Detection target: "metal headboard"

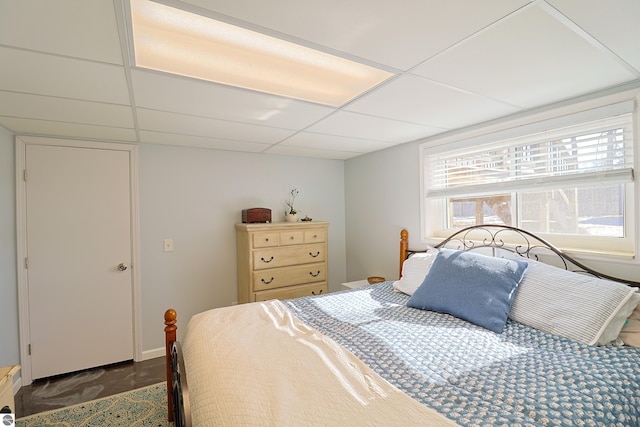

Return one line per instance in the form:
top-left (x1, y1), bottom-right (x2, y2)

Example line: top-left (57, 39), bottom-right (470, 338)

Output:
top-left (400, 225), bottom-right (640, 288)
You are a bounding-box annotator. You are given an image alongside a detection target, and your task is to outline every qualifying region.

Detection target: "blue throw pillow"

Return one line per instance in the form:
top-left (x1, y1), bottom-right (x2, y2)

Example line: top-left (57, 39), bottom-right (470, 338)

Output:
top-left (407, 248), bottom-right (529, 333)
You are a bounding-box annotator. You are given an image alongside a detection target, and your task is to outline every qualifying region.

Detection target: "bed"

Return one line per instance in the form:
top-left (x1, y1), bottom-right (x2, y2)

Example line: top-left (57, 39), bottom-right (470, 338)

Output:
top-left (164, 225), bottom-right (640, 426)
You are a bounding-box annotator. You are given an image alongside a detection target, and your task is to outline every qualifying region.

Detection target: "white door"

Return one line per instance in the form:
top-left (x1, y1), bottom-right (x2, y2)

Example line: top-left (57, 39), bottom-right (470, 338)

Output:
top-left (25, 143), bottom-right (134, 380)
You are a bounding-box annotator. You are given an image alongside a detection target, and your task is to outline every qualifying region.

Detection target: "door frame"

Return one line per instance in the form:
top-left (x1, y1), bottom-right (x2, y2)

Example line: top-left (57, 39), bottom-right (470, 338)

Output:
top-left (15, 136), bottom-right (142, 385)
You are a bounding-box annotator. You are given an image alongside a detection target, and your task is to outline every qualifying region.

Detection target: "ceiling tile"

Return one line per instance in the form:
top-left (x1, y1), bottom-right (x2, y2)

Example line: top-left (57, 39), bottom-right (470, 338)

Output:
top-left (131, 69), bottom-right (335, 129)
top-left (0, 0), bottom-right (123, 64)
top-left (0, 91), bottom-right (134, 128)
top-left (0, 0), bottom-right (638, 160)
top-left (0, 116), bottom-right (136, 141)
top-left (136, 109), bottom-right (295, 144)
top-left (265, 144), bottom-right (359, 160)
top-left (305, 111), bottom-right (441, 143)
top-left (547, 0), bottom-right (640, 72)
top-left (139, 130), bottom-right (272, 152)
top-left (280, 132), bottom-right (394, 153)
top-left (181, 0), bottom-right (531, 71)
top-left (412, 4), bottom-right (638, 108)
top-left (346, 74), bottom-right (519, 129)
top-left (0, 47), bottom-right (130, 105)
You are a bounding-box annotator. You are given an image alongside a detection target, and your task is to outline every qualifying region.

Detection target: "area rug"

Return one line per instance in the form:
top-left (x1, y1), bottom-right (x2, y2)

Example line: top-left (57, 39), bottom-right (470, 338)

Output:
top-left (16, 382), bottom-right (172, 426)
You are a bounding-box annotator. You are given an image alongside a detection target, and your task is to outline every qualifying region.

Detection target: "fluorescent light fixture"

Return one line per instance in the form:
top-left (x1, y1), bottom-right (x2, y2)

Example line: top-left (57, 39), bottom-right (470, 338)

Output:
top-left (130, 0), bottom-right (394, 107)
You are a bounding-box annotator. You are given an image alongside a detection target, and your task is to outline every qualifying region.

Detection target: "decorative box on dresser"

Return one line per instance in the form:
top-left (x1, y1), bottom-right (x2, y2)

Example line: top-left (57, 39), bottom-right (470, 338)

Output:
top-left (236, 221), bottom-right (329, 303)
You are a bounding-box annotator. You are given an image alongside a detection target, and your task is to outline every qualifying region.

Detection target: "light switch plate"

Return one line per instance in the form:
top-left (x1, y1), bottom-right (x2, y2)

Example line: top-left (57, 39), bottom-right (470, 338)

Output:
top-left (163, 238), bottom-right (174, 252)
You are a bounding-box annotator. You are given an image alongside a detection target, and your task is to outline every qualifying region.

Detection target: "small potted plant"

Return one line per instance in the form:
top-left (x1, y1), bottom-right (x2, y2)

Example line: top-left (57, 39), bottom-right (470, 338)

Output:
top-left (285, 188), bottom-right (299, 222)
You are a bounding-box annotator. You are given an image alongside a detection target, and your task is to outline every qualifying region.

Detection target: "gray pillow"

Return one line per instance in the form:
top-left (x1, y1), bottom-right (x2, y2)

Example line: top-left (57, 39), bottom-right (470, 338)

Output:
top-left (407, 249), bottom-right (528, 333)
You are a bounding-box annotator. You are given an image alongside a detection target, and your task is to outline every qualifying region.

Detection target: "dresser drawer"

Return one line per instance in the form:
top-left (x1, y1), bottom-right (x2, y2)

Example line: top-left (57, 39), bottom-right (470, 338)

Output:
top-left (304, 229), bottom-right (326, 243)
top-left (253, 244), bottom-right (325, 270)
top-left (254, 282), bottom-right (328, 302)
top-left (252, 232), bottom-right (279, 248)
top-left (253, 262), bottom-right (326, 291)
top-left (279, 230), bottom-right (304, 246)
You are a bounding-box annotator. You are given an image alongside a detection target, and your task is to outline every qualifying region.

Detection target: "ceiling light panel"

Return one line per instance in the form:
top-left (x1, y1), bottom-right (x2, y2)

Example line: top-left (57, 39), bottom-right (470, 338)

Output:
top-left (130, 0), bottom-right (394, 107)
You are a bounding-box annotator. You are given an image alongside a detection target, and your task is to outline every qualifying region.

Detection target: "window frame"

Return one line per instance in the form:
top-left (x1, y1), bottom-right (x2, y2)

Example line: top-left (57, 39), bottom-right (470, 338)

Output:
top-left (420, 92), bottom-right (639, 258)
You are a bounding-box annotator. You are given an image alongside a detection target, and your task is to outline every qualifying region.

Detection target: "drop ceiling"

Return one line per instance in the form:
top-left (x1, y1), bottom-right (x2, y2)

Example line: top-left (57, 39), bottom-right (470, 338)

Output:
top-left (1, 0), bottom-right (639, 160)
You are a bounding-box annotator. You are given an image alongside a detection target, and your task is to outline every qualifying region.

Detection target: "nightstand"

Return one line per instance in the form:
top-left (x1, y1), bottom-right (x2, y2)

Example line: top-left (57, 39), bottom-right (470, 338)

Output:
top-left (340, 280), bottom-right (370, 291)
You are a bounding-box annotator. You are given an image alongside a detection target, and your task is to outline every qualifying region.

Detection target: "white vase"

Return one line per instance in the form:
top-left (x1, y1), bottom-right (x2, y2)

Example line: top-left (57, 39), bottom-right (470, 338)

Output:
top-left (285, 213), bottom-right (298, 222)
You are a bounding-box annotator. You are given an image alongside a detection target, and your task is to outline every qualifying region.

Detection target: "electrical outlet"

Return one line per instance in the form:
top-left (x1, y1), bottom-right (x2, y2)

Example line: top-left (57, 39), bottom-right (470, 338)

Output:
top-left (163, 238), bottom-right (174, 252)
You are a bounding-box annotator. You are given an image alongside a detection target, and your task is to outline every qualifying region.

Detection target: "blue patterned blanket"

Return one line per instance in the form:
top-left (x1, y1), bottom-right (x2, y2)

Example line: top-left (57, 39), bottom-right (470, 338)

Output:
top-left (286, 283), bottom-right (640, 426)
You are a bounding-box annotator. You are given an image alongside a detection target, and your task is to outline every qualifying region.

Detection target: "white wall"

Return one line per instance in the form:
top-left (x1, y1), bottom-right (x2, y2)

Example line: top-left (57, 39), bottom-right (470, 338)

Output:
top-left (0, 137), bottom-right (346, 366)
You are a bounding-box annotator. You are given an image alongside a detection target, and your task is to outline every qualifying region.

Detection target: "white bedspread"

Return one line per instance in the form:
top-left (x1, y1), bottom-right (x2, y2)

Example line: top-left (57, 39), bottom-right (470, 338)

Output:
top-left (183, 299), bottom-right (458, 426)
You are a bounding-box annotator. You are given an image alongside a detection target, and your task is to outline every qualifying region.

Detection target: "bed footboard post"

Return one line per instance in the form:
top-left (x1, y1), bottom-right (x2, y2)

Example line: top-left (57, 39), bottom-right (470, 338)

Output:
top-left (400, 229), bottom-right (409, 279)
top-left (164, 309), bottom-right (177, 422)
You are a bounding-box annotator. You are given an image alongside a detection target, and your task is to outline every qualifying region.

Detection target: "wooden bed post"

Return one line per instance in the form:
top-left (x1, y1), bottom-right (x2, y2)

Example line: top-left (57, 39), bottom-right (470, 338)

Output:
top-left (400, 229), bottom-right (408, 279)
top-left (164, 308), bottom-right (177, 423)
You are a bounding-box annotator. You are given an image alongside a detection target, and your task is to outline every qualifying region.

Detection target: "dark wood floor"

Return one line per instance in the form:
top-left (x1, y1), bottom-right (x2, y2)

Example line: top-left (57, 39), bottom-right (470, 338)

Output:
top-left (14, 357), bottom-right (166, 418)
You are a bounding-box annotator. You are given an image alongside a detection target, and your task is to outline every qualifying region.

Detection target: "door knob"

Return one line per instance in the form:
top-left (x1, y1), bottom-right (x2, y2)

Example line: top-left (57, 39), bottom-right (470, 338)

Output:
top-left (117, 263), bottom-right (128, 271)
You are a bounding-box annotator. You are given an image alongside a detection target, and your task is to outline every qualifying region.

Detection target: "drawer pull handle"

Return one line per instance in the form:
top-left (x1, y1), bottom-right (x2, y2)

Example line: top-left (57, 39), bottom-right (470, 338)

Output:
top-left (290, 236), bottom-right (294, 240)
top-left (311, 289), bottom-right (324, 296)
top-left (265, 238), bottom-right (269, 242)
top-left (260, 256), bottom-right (274, 263)
top-left (261, 277), bottom-right (274, 284)
top-left (309, 251), bottom-right (320, 258)
top-left (309, 271), bottom-right (321, 278)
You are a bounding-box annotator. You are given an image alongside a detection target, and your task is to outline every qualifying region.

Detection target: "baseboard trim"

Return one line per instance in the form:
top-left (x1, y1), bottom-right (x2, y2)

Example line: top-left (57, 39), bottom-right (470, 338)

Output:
top-left (141, 347), bottom-right (165, 361)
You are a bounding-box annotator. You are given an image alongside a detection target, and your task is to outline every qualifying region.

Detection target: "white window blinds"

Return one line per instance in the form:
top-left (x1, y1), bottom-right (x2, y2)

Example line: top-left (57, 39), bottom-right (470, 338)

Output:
top-left (425, 102), bottom-right (635, 199)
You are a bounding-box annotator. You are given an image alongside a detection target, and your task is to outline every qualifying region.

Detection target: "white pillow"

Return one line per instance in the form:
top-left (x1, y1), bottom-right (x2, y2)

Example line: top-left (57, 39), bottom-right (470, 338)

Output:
top-left (619, 304), bottom-right (640, 348)
top-left (392, 249), bottom-right (438, 296)
top-left (605, 292), bottom-right (640, 345)
top-left (509, 259), bottom-right (639, 346)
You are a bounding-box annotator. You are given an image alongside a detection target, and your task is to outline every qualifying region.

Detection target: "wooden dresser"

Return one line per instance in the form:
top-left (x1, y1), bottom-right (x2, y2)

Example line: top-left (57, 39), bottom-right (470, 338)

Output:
top-left (236, 222), bottom-right (329, 303)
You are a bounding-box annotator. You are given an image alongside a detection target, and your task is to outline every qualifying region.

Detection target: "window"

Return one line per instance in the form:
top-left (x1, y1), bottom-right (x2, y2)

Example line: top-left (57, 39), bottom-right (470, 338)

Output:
top-left (422, 100), bottom-right (635, 255)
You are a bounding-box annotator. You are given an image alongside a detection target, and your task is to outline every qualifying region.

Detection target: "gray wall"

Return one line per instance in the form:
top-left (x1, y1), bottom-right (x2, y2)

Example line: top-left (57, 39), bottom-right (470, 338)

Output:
top-left (137, 143), bottom-right (346, 350)
top-left (343, 90), bottom-right (640, 286)
top-left (344, 140), bottom-right (423, 283)
top-left (0, 134), bottom-right (347, 366)
top-left (0, 127), bottom-right (18, 367)
top-left (345, 137), bottom-right (640, 283)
